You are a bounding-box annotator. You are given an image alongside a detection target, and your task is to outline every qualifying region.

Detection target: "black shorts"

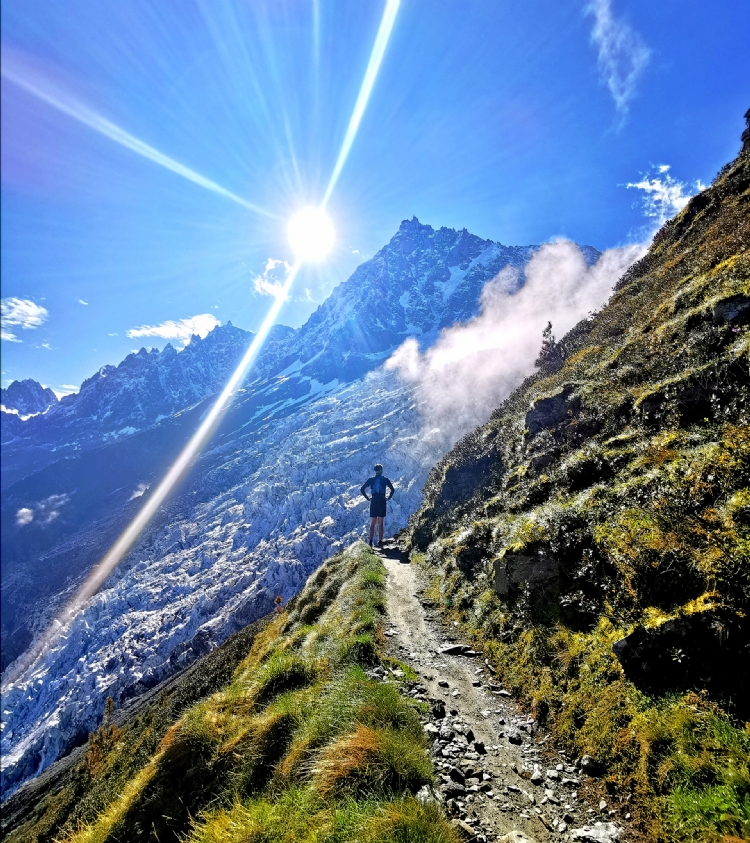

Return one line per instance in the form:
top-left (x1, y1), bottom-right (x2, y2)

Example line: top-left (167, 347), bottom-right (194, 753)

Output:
top-left (370, 495), bottom-right (387, 518)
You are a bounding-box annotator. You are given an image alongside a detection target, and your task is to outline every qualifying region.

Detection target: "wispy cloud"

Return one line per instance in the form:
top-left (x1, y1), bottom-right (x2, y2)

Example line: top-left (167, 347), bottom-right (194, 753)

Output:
top-left (1, 297), bottom-right (49, 343)
top-left (126, 314), bottom-right (220, 346)
top-left (253, 258), bottom-right (291, 299)
top-left (585, 0), bottom-right (650, 121)
top-left (16, 508), bottom-right (34, 526)
top-left (78, 299), bottom-right (89, 305)
top-left (627, 165), bottom-right (706, 226)
top-left (128, 483), bottom-right (150, 501)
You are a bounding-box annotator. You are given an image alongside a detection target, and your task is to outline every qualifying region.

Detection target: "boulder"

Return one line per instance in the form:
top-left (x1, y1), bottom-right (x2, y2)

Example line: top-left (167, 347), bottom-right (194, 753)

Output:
top-left (525, 386), bottom-right (579, 438)
top-left (570, 822), bottom-right (623, 842)
top-left (713, 293), bottom-right (750, 325)
top-left (579, 754), bottom-right (602, 776)
top-left (492, 553), bottom-right (559, 599)
top-left (612, 609), bottom-right (749, 716)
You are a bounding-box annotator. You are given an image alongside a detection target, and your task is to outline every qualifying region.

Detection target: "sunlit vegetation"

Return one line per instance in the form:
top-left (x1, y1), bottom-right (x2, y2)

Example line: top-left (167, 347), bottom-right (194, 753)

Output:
top-left (408, 146), bottom-right (750, 841)
top-left (7, 543), bottom-right (458, 843)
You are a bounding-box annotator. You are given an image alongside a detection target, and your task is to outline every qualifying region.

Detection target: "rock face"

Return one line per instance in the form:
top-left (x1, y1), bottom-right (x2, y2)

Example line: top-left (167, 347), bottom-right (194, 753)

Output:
top-left (612, 608), bottom-right (750, 700)
top-left (492, 553), bottom-right (560, 600)
top-left (0, 379), bottom-right (58, 416)
top-left (2, 219), bottom-right (585, 796)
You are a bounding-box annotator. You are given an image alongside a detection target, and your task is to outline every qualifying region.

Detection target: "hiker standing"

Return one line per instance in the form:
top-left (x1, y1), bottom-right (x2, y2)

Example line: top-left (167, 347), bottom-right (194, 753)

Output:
top-left (360, 464), bottom-right (395, 547)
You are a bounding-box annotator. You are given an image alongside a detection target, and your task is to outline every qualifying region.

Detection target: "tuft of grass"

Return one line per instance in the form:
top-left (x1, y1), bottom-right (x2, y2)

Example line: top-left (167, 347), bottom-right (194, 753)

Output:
top-left (187, 790), bottom-right (460, 843)
top-left (312, 724), bottom-right (432, 797)
top-left (361, 798), bottom-right (463, 843)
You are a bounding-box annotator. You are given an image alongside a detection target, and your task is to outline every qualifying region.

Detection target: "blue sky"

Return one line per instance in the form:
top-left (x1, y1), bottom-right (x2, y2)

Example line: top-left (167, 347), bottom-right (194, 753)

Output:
top-left (1, 0), bottom-right (748, 393)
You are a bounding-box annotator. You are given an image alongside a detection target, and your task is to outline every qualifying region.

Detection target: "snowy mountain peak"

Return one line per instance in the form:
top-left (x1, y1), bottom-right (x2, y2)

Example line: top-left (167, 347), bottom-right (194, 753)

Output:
top-left (0, 379), bottom-right (58, 416)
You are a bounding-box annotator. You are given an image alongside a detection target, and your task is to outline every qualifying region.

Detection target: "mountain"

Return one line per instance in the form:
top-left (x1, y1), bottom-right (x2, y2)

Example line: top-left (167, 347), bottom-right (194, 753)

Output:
top-left (0, 323), bottom-right (293, 485)
top-left (0, 379), bottom-right (58, 416)
top-left (1, 221), bottom-right (605, 796)
top-left (2, 116), bottom-right (747, 843)
top-left (404, 119), bottom-right (750, 840)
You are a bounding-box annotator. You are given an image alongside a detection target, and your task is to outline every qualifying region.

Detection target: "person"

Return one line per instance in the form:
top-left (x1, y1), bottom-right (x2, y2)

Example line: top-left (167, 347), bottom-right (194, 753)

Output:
top-left (360, 464), bottom-right (395, 547)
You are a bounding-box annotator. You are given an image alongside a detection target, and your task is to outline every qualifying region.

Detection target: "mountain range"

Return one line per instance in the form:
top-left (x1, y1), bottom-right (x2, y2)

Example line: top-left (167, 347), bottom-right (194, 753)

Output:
top-left (1, 219), bottom-right (601, 795)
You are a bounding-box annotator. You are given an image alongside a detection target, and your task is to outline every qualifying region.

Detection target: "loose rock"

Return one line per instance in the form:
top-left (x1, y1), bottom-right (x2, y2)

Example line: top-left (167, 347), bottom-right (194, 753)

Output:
top-left (571, 822), bottom-right (623, 842)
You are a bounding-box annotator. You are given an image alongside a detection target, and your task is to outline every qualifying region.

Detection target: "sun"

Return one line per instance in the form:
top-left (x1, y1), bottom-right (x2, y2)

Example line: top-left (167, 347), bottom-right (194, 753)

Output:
top-left (287, 207), bottom-right (335, 261)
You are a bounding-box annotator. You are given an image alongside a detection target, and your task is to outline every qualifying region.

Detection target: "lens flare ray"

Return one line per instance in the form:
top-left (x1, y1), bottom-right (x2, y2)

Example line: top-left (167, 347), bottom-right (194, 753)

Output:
top-left (322, 0), bottom-right (400, 207)
top-left (1, 62), bottom-right (276, 218)
top-left (3, 262), bottom-right (301, 687)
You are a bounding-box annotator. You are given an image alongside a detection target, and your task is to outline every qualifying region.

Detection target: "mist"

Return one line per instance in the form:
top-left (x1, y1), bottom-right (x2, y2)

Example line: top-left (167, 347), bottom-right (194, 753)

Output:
top-left (385, 239), bottom-right (645, 445)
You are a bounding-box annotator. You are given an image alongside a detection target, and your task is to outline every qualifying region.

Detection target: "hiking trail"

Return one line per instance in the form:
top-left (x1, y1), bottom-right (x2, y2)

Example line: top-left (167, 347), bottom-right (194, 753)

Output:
top-left (376, 539), bottom-right (625, 843)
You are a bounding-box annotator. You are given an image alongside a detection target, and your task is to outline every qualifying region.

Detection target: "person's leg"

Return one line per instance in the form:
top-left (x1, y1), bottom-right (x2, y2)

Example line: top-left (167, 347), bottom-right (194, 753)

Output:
top-left (369, 517), bottom-right (376, 545)
top-left (376, 517), bottom-right (384, 544)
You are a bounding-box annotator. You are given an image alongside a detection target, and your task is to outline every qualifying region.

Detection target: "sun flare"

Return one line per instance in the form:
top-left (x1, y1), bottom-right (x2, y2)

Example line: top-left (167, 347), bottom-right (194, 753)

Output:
top-left (287, 207), bottom-right (335, 261)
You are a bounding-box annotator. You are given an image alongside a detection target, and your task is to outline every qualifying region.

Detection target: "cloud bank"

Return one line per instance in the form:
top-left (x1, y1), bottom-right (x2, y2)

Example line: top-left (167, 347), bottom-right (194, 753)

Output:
top-left (585, 0), bottom-right (650, 120)
top-left (1, 297), bottom-right (49, 343)
top-left (386, 240), bottom-right (645, 445)
top-left (126, 314), bottom-right (220, 346)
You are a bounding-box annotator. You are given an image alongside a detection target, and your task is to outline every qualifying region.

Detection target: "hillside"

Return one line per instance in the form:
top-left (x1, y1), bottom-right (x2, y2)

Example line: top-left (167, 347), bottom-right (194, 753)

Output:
top-left (1, 544), bottom-right (462, 843)
top-left (405, 117), bottom-right (750, 840)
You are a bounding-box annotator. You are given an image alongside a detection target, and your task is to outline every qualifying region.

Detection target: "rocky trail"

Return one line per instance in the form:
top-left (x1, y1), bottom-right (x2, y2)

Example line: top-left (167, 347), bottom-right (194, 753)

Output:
top-left (374, 539), bottom-right (626, 843)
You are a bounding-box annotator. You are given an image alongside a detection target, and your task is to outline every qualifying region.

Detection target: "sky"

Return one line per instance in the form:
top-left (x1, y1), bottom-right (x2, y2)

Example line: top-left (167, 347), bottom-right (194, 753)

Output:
top-left (1, 0), bottom-right (748, 394)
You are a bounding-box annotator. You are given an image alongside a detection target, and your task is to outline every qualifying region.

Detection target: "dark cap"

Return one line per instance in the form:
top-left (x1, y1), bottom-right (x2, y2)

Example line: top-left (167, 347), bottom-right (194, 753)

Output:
top-left (374, 464), bottom-right (383, 474)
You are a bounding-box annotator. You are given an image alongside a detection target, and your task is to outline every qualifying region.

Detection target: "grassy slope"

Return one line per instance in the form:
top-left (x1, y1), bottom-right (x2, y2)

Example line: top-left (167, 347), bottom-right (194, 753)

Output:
top-left (3, 544), bottom-right (460, 843)
top-left (407, 139), bottom-right (750, 841)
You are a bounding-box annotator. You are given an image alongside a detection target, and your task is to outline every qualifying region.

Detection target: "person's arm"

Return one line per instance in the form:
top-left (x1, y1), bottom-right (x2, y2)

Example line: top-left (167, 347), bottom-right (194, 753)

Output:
top-left (360, 478), bottom-right (371, 500)
top-left (385, 478), bottom-right (395, 500)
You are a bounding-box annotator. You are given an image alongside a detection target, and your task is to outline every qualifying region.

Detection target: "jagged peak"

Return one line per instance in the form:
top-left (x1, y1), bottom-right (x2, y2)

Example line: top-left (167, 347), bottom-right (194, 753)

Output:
top-left (397, 215), bottom-right (433, 234)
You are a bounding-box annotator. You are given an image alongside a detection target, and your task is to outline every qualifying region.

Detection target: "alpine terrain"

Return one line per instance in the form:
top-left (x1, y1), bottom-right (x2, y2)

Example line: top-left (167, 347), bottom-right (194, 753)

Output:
top-left (2, 115), bottom-right (747, 843)
top-left (2, 219), bottom-right (601, 797)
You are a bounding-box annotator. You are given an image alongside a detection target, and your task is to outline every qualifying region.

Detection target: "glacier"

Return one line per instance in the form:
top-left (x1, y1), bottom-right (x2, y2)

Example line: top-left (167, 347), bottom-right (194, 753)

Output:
top-left (1, 372), bottom-right (436, 792)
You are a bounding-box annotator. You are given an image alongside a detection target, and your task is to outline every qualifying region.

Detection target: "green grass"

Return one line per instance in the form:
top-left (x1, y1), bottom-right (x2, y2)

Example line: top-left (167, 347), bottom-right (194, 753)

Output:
top-left (188, 789), bottom-right (460, 843)
top-left (39, 542), bottom-right (456, 843)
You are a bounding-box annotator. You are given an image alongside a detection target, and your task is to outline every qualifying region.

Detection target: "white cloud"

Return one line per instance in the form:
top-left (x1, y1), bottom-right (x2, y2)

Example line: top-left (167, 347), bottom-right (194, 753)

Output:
top-left (253, 258), bottom-right (291, 299)
top-left (126, 314), bottom-right (220, 346)
top-left (386, 239), bottom-right (646, 446)
top-left (16, 508), bottom-right (34, 526)
top-left (108, 332), bottom-right (118, 337)
top-left (585, 0), bottom-right (650, 120)
top-left (78, 299), bottom-right (89, 305)
top-left (16, 493), bottom-right (70, 527)
top-left (1, 298), bottom-right (49, 343)
top-left (627, 166), bottom-right (706, 227)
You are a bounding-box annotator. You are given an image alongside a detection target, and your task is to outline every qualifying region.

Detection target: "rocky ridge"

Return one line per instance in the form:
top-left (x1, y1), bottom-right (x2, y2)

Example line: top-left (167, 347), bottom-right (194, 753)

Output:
top-left (0, 379), bottom-right (58, 417)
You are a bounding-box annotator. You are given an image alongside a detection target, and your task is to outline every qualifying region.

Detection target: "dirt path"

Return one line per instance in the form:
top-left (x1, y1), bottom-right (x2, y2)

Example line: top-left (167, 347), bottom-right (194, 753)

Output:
top-left (377, 540), bottom-right (623, 843)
